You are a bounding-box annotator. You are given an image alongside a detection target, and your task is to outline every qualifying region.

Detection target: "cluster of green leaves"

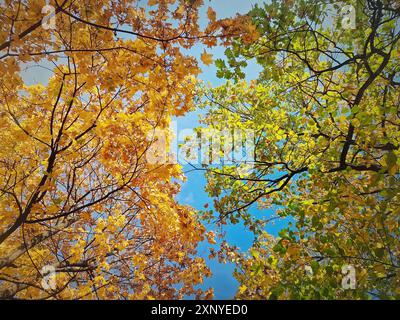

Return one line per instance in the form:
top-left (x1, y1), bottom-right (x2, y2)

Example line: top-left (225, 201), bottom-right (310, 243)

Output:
top-left (199, 0), bottom-right (400, 299)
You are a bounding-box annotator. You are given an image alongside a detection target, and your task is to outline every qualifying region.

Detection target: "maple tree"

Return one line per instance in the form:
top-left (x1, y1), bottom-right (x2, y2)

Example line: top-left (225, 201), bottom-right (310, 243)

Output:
top-left (0, 0), bottom-right (254, 299)
top-left (199, 0), bottom-right (400, 299)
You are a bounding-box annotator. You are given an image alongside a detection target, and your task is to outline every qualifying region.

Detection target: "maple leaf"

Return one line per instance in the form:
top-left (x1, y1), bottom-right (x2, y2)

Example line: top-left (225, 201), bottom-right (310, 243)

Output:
top-left (207, 7), bottom-right (217, 22)
top-left (201, 50), bottom-right (213, 66)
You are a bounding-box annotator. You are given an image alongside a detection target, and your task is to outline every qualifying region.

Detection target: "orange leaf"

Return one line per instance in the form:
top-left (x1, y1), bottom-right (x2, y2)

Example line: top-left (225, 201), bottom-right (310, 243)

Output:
top-left (201, 50), bottom-right (213, 66)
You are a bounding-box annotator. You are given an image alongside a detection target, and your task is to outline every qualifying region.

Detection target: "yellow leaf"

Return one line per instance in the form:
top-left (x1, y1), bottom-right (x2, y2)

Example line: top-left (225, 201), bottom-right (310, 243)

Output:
top-left (201, 50), bottom-right (213, 66)
top-left (238, 285), bottom-right (247, 294)
top-left (207, 7), bottom-right (216, 22)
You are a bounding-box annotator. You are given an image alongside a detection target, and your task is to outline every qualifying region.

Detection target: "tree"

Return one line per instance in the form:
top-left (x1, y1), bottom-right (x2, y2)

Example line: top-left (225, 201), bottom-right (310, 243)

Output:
top-left (199, 0), bottom-right (400, 299)
top-left (0, 0), bottom-right (253, 299)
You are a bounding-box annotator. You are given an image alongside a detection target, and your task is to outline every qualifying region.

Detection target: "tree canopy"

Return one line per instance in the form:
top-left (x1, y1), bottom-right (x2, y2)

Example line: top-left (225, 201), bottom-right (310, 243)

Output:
top-left (0, 0), bottom-right (254, 299)
top-left (199, 0), bottom-right (400, 299)
top-left (0, 0), bottom-right (399, 300)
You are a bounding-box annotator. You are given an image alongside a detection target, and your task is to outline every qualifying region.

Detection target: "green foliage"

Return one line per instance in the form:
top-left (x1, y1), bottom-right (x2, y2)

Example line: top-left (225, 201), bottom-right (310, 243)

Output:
top-left (201, 0), bottom-right (400, 299)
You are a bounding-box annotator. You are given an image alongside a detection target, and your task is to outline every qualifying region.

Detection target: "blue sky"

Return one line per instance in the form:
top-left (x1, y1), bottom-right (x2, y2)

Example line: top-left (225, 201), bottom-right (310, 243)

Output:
top-left (173, 0), bottom-right (274, 299)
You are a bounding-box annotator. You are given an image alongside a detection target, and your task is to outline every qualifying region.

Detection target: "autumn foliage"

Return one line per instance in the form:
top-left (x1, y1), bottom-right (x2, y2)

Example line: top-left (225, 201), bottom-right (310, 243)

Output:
top-left (0, 0), bottom-right (399, 301)
top-left (0, 0), bottom-right (254, 299)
